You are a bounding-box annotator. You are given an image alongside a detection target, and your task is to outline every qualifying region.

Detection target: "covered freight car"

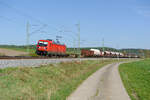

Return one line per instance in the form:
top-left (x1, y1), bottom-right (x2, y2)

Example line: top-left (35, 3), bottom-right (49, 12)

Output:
top-left (81, 49), bottom-right (94, 57)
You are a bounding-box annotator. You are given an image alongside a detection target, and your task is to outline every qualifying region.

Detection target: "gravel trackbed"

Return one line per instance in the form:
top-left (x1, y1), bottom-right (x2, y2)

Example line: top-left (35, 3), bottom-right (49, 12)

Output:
top-left (0, 58), bottom-right (112, 68)
top-left (67, 63), bottom-right (130, 100)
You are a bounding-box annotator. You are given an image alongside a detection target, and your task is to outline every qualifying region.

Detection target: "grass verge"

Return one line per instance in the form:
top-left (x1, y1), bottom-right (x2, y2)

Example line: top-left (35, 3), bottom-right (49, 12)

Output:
top-left (119, 59), bottom-right (150, 100)
top-left (0, 59), bottom-right (125, 100)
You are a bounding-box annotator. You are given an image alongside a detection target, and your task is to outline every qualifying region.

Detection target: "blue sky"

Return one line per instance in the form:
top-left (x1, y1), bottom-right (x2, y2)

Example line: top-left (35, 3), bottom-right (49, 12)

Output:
top-left (0, 0), bottom-right (150, 49)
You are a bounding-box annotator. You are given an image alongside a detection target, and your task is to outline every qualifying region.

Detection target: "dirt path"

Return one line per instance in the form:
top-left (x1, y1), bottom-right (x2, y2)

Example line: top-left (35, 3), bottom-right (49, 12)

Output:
top-left (0, 48), bottom-right (28, 56)
top-left (67, 63), bottom-right (130, 100)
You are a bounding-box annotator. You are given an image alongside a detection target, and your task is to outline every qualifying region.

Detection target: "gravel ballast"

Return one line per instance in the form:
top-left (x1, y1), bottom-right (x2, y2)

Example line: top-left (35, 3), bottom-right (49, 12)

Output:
top-left (0, 58), bottom-right (112, 68)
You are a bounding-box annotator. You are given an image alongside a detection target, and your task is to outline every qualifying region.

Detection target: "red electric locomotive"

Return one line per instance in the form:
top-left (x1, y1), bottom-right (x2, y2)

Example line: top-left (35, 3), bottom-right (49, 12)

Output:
top-left (36, 39), bottom-right (67, 56)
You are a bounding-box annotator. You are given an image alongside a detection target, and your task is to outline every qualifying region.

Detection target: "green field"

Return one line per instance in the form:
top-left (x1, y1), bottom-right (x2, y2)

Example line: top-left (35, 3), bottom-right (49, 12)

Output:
top-left (0, 59), bottom-right (124, 100)
top-left (119, 59), bottom-right (150, 100)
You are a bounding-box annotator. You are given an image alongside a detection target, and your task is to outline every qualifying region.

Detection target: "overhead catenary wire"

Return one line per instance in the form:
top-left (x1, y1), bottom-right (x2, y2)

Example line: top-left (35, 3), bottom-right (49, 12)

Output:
top-left (0, 1), bottom-right (83, 48)
top-left (0, 0), bottom-right (60, 34)
top-left (0, 0), bottom-right (44, 25)
top-left (0, 1), bottom-right (50, 46)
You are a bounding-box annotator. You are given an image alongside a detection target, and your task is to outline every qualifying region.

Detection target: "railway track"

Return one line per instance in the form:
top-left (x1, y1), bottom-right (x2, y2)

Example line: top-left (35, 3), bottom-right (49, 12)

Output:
top-left (0, 56), bottom-right (137, 69)
top-left (0, 56), bottom-right (69, 60)
top-left (0, 56), bottom-right (136, 60)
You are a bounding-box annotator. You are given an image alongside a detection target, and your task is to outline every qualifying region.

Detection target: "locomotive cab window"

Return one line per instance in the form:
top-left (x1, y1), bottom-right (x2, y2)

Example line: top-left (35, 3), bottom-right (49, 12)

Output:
top-left (38, 41), bottom-right (48, 46)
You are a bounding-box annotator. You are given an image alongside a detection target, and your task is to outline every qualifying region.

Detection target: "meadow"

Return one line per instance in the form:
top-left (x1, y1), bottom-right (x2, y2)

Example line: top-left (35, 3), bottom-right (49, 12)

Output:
top-left (119, 59), bottom-right (150, 100)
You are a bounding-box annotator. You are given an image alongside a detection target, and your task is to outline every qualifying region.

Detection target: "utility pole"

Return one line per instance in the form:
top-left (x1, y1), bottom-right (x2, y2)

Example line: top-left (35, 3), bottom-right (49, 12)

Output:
top-left (26, 22), bottom-right (47, 55)
top-left (26, 21), bottom-right (30, 53)
top-left (116, 44), bottom-right (120, 61)
top-left (73, 39), bottom-right (76, 54)
top-left (56, 36), bottom-right (62, 43)
top-left (76, 22), bottom-right (80, 57)
top-left (102, 38), bottom-right (105, 61)
top-left (102, 38), bottom-right (105, 52)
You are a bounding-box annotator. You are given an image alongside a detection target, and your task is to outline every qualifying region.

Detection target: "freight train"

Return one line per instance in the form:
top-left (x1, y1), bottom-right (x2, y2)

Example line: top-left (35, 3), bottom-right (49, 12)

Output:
top-left (36, 39), bottom-right (139, 58)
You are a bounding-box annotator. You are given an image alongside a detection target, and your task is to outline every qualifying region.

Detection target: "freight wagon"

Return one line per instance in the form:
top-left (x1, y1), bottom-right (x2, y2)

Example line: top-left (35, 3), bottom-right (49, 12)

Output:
top-left (81, 49), bottom-right (94, 57)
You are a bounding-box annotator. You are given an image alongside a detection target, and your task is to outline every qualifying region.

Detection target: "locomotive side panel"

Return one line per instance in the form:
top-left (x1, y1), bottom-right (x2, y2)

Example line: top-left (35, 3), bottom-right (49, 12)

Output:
top-left (36, 39), bottom-right (67, 56)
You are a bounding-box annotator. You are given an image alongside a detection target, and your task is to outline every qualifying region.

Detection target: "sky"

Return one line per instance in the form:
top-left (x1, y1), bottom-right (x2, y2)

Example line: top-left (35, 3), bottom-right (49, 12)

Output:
top-left (0, 0), bottom-right (150, 49)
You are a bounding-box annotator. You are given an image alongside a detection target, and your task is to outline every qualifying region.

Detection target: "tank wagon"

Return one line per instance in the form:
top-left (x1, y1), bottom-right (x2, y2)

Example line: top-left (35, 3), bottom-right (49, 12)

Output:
top-left (90, 49), bottom-right (103, 57)
top-left (36, 39), bottom-right (67, 57)
top-left (105, 51), bottom-right (111, 57)
top-left (81, 49), bottom-right (103, 57)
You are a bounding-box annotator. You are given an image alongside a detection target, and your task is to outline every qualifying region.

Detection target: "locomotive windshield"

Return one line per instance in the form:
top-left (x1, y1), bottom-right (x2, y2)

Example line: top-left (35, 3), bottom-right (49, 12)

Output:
top-left (38, 41), bottom-right (48, 46)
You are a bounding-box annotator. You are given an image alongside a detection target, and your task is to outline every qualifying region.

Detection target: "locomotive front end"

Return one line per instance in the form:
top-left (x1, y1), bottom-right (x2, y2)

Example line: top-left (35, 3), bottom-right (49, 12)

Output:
top-left (36, 40), bottom-right (48, 56)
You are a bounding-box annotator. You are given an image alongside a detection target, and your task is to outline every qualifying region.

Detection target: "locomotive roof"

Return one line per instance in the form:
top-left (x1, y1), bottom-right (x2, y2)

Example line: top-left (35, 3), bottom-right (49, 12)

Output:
top-left (39, 39), bottom-right (65, 45)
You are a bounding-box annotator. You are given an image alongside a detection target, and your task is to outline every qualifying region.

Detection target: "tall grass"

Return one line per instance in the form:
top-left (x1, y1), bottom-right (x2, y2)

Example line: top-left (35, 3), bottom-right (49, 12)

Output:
top-left (0, 60), bottom-right (119, 100)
